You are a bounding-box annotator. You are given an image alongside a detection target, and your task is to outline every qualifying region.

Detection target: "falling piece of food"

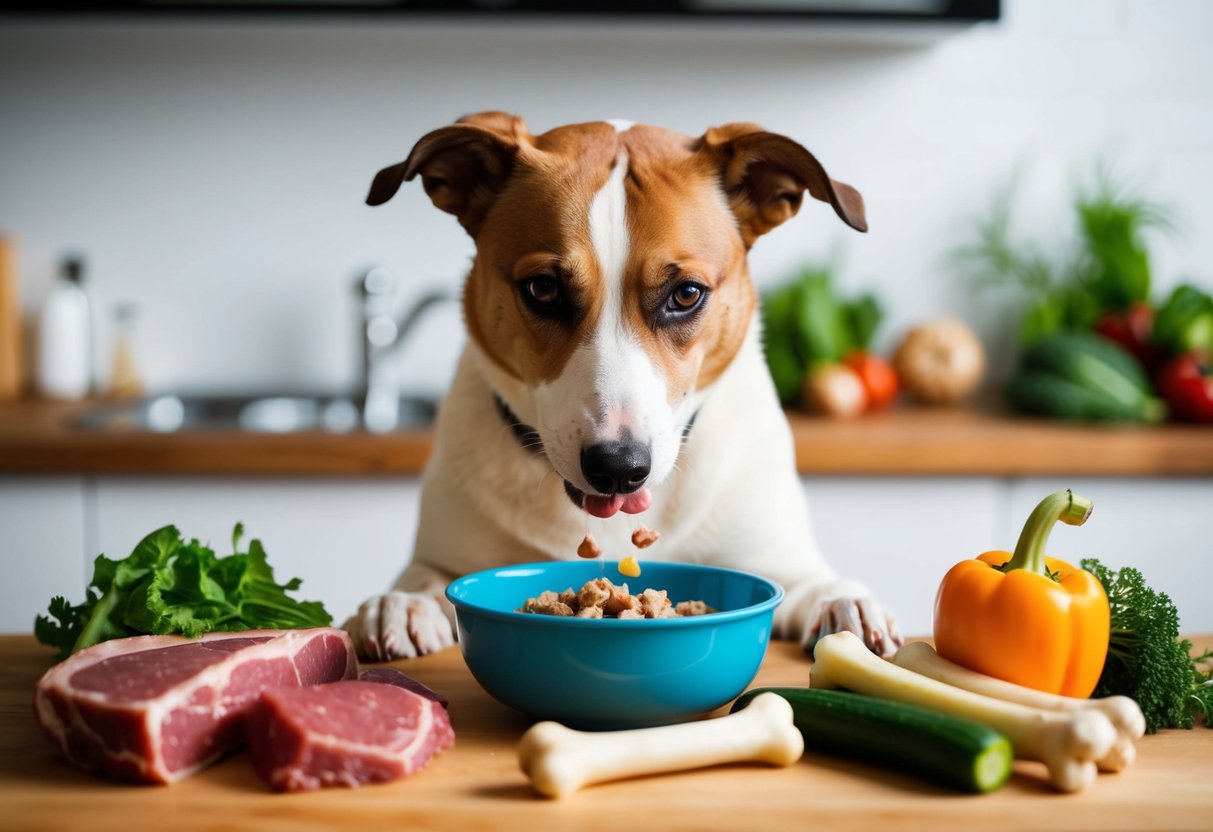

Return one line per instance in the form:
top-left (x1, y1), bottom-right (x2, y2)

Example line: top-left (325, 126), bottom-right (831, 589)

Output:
top-left (631, 526), bottom-right (660, 549)
top-left (618, 557), bottom-right (641, 578)
top-left (577, 532), bottom-right (603, 559)
top-left (518, 692), bottom-right (803, 798)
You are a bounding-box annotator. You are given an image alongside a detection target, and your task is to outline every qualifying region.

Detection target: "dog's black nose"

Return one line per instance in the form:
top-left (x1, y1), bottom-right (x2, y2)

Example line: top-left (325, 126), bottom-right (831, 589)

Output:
top-left (581, 440), bottom-right (651, 495)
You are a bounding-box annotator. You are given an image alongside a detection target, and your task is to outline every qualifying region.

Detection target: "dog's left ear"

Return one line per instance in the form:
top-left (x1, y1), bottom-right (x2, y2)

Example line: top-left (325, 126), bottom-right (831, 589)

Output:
top-left (699, 123), bottom-right (867, 247)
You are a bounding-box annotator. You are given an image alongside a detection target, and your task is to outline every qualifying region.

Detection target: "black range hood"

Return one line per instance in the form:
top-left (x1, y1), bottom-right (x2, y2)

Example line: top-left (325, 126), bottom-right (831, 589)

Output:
top-left (0, 1), bottom-right (1000, 23)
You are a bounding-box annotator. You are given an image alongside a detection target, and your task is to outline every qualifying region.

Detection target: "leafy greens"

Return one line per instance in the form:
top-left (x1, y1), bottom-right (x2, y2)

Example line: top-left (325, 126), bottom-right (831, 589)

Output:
top-left (35, 524), bottom-right (332, 661)
top-left (761, 264), bottom-right (884, 405)
top-left (955, 164), bottom-right (1174, 345)
top-left (1081, 558), bottom-right (1213, 733)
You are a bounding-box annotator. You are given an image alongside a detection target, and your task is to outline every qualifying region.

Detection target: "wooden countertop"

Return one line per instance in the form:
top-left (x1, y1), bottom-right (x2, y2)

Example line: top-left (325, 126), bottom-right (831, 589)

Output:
top-left (3, 634), bottom-right (1211, 832)
top-left (1, 397), bottom-right (1212, 477)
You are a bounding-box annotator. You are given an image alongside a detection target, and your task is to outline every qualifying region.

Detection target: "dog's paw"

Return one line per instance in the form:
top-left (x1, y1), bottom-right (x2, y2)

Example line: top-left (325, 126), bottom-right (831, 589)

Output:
top-left (801, 595), bottom-right (902, 659)
top-left (343, 592), bottom-right (455, 662)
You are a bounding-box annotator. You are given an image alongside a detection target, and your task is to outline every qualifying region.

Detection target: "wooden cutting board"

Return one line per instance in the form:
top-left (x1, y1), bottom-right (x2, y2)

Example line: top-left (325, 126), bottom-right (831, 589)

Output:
top-left (2, 634), bottom-right (1210, 832)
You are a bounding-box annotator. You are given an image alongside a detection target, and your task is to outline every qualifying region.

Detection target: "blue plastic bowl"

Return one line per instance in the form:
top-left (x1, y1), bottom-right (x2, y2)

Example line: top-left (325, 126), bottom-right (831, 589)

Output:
top-left (445, 561), bottom-right (783, 729)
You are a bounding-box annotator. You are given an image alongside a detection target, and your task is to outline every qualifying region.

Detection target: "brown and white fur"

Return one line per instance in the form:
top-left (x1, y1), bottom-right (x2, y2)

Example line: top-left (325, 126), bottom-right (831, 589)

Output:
top-left (346, 112), bottom-right (901, 661)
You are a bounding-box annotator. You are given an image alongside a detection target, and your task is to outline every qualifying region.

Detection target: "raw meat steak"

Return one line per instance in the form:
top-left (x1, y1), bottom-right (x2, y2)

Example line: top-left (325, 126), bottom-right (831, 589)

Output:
top-left (247, 676), bottom-right (455, 791)
top-left (358, 667), bottom-right (449, 709)
top-left (34, 628), bottom-right (356, 784)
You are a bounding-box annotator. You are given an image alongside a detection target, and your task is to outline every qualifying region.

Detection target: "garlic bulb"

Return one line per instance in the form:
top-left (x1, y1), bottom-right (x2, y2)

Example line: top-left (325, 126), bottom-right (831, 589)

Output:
top-left (893, 318), bottom-right (986, 404)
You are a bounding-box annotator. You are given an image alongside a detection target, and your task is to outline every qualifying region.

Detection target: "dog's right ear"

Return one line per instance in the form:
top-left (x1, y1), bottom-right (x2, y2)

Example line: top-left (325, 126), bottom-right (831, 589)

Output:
top-left (366, 111), bottom-right (531, 236)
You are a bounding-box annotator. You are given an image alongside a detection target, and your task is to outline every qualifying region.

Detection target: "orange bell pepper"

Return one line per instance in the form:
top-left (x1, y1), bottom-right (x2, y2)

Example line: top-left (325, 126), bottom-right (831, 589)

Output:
top-left (933, 489), bottom-right (1110, 698)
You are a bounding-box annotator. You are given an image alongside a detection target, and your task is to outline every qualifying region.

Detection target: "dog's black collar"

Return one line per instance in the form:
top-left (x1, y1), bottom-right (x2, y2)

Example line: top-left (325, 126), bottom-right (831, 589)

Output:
top-left (494, 394), bottom-right (545, 456)
top-left (492, 394), bottom-right (700, 454)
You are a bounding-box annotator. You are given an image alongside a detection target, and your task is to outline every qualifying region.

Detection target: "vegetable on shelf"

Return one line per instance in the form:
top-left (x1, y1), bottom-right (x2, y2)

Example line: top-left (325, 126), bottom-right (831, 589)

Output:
top-left (954, 164), bottom-right (1174, 347)
top-left (893, 641), bottom-right (1143, 772)
top-left (760, 264), bottom-right (886, 408)
top-left (1079, 558), bottom-right (1213, 733)
top-left (892, 318), bottom-right (985, 405)
top-left (34, 524), bottom-right (332, 661)
top-left (801, 362), bottom-right (868, 418)
top-left (731, 686), bottom-right (1013, 794)
top-left (1152, 283), bottom-right (1213, 357)
top-left (934, 490), bottom-right (1110, 699)
top-left (1154, 351), bottom-right (1213, 423)
top-left (843, 350), bottom-right (899, 410)
top-left (1094, 301), bottom-right (1159, 369)
top-left (810, 631), bottom-right (1118, 793)
top-left (1005, 331), bottom-right (1167, 423)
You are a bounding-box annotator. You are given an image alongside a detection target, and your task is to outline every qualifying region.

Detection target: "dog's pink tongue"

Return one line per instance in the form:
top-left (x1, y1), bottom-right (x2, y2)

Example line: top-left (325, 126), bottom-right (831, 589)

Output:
top-left (583, 488), bottom-right (652, 519)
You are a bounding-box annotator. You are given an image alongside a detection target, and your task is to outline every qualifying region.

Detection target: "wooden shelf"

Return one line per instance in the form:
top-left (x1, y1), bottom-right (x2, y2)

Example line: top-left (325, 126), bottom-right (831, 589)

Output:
top-left (788, 404), bottom-right (1213, 476)
top-left (1, 398), bottom-right (1211, 477)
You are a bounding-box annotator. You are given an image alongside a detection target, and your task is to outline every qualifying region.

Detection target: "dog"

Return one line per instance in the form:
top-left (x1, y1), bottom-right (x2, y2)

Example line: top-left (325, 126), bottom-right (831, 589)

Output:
top-left (345, 112), bottom-right (901, 662)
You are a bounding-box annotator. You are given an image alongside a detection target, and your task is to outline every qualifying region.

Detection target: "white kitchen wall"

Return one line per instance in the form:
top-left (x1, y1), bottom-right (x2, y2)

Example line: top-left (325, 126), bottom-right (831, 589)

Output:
top-left (1, 0), bottom-right (1212, 396)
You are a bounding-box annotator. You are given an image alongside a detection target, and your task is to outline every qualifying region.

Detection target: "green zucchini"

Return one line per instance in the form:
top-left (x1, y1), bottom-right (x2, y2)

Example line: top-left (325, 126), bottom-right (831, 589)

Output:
top-left (1021, 332), bottom-right (1153, 396)
top-left (1007, 332), bottom-right (1166, 423)
top-left (730, 687), bottom-right (1012, 794)
top-left (1006, 370), bottom-right (1166, 423)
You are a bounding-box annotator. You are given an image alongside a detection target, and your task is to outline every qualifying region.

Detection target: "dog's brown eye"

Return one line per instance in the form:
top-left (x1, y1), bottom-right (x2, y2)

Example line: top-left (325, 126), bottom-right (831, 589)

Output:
top-left (667, 282), bottom-right (705, 312)
top-left (524, 276), bottom-right (561, 306)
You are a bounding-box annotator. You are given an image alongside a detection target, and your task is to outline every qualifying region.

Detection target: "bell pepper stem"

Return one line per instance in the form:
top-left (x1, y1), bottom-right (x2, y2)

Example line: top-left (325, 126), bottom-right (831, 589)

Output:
top-left (1004, 490), bottom-right (1094, 576)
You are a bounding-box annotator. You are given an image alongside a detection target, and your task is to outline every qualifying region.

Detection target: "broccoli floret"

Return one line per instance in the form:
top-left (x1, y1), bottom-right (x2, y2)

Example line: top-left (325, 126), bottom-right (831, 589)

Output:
top-left (1082, 558), bottom-right (1212, 733)
top-left (1188, 648), bottom-right (1213, 729)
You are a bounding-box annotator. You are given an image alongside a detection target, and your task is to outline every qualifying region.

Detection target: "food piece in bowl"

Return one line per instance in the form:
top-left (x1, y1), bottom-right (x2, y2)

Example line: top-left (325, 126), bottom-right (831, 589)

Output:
top-left (519, 590), bottom-right (576, 617)
top-left (639, 588), bottom-right (676, 619)
top-left (577, 532), bottom-right (603, 559)
top-left (675, 600), bottom-right (712, 617)
top-left (519, 578), bottom-right (712, 619)
top-left (577, 577), bottom-right (613, 611)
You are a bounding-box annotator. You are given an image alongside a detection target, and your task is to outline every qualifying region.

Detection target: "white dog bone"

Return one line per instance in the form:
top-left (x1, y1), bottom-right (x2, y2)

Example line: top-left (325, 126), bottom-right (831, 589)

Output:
top-left (892, 641), bottom-right (1144, 772)
top-left (517, 692), bottom-right (804, 798)
top-left (812, 632), bottom-right (1119, 792)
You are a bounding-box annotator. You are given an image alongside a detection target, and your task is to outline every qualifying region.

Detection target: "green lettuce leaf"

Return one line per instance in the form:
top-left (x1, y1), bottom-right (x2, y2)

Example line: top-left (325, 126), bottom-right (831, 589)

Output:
top-left (34, 524), bottom-right (332, 661)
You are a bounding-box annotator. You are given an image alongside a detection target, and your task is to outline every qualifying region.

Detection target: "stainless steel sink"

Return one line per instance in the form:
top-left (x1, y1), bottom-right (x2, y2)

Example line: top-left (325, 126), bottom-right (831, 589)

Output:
top-left (74, 393), bottom-right (437, 434)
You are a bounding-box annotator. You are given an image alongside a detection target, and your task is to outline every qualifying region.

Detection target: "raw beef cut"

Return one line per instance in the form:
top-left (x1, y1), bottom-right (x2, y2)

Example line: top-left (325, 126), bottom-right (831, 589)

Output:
top-left (247, 675), bottom-right (455, 791)
top-left (358, 667), bottom-right (449, 709)
top-left (34, 628), bottom-right (357, 784)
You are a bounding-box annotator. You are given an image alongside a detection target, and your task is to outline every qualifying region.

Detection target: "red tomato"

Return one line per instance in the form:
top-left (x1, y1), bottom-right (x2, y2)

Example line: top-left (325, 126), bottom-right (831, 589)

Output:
top-left (844, 351), bottom-right (899, 410)
top-left (1155, 351), bottom-right (1213, 422)
top-left (1095, 302), bottom-right (1160, 369)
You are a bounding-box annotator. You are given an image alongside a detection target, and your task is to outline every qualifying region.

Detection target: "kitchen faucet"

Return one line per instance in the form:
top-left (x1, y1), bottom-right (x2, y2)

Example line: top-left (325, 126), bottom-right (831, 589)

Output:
top-left (359, 266), bottom-right (453, 433)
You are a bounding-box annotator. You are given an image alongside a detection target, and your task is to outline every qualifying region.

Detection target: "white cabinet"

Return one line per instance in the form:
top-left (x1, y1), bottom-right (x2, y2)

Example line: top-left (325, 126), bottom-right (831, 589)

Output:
top-left (0, 477), bottom-right (87, 635)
